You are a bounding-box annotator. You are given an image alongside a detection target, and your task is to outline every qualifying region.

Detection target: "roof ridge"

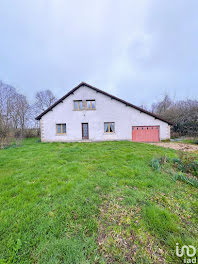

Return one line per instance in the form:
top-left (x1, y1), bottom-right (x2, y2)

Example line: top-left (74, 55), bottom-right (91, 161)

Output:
top-left (35, 82), bottom-right (172, 125)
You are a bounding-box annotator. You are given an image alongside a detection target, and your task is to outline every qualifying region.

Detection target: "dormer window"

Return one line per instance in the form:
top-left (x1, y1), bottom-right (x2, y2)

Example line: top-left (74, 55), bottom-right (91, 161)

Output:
top-left (74, 100), bottom-right (83, 110)
top-left (86, 100), bottom-right (96, 110)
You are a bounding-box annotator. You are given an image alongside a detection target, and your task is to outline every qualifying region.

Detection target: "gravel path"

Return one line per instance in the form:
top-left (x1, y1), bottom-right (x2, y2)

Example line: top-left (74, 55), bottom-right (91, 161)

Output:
top-left (150, 142), bottom-right (198, 152)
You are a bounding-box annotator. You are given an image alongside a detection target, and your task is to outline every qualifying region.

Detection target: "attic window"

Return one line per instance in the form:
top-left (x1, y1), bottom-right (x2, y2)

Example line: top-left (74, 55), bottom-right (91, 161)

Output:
top-left (74, 100), bottom-right (83, 110)
top-left (86, 100), bottom-right (96, 109)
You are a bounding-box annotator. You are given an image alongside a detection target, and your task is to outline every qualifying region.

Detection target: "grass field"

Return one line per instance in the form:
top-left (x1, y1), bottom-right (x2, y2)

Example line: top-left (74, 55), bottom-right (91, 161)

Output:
top-left (0, 138), bottom-right (197, 264)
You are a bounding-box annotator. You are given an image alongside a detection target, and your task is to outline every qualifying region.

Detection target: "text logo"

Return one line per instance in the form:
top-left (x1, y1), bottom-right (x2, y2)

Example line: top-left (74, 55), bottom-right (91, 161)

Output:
top-left (176, 243), bottom-right (197, 263)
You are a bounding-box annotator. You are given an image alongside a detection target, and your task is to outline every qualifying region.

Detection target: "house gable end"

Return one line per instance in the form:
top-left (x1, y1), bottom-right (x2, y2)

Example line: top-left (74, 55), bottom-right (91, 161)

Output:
top-left (35, 82), bottom-right (172, 125)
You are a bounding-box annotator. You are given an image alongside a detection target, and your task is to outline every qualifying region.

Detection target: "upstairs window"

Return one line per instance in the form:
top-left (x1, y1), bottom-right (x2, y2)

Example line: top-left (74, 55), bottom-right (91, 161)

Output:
top-left (74, 100), bottom-right (83, 110)
top-left (104, 122), bottom-right (115, 133)
top-left (56, 124), bottom-right (66, 134)
top-left (86, 100), bottom-right (96, 110)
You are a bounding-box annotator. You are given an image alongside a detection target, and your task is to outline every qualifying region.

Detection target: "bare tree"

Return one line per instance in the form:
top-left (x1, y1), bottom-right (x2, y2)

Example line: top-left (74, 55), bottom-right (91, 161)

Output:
top-left (139, 104), bottom-right (148, 111)
top-left (0, 82), bottom-right (17, 146)
top-left (151, 94), bottom-right (173, 115)
top-left (151, 93), bottom-right (198, 137)
top-left (0, 81), bottom-right (31, 146)
top-left (16, 94), bottom-right (30, 136)
top-left (35, 90), bottom-right (57, 113)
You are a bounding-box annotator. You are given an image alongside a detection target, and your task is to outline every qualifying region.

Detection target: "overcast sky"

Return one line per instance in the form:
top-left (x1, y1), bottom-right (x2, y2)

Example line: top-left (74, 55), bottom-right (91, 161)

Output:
top-left (0, 0), bottom-right (198, 107)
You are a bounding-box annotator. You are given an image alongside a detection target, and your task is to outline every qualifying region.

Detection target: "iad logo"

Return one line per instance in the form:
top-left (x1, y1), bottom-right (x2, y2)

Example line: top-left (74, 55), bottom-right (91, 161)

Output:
top-left (176, 243), bottom-right (197, 263)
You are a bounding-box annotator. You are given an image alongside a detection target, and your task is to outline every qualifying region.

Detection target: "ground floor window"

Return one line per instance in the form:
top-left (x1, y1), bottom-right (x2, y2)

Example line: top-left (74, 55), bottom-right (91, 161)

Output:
top-left (104, 122), bottom-right (115, 133)
top-left (56, 123), bottom-right (66, 134)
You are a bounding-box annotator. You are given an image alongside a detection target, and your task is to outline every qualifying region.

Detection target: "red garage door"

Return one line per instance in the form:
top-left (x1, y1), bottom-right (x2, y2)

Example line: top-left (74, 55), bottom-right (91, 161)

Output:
top-left (132, 126), bottom-right (160, 142)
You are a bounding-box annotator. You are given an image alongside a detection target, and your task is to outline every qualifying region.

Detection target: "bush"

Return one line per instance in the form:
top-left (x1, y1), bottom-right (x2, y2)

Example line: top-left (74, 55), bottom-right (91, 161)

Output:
top-left (23, 129), bottom-right (39, 138)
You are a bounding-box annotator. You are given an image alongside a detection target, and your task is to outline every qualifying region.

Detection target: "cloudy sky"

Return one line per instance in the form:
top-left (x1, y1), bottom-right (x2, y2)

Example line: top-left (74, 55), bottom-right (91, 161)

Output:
top-left (0, 0), bottom-right (198, 107)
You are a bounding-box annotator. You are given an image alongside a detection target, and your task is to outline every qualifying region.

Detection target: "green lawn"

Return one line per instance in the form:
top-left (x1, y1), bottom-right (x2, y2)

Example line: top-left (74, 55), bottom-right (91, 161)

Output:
top-left (0, 139), bottom-right (197, 264)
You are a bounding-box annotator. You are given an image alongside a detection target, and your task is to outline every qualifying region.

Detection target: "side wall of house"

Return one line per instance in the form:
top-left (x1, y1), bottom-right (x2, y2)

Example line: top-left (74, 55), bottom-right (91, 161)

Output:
top-left (40, 86), bottom-right (170, 142)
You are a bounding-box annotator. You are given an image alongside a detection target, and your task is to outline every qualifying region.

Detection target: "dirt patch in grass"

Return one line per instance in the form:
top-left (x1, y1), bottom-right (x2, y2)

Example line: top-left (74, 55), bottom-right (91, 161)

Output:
top-left (98, 197), bottom-right (166, 264)
top-left (150, 142), bottom-right (198, 152)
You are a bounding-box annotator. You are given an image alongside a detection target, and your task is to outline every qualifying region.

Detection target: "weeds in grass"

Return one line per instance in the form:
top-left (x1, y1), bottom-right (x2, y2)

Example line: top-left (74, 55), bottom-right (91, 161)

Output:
top-left (150, 152), bottom-right (198, 188)
top-left (173, 152), bottom-right (198, 177)
top-left (98, 197), bottom-right (166, 263)
top-left (173, 172), bottom-right (198, 188)
top-left (150, 156), bottom-right (169, 172)
top-left (150, 158), bottom-right (161, 172)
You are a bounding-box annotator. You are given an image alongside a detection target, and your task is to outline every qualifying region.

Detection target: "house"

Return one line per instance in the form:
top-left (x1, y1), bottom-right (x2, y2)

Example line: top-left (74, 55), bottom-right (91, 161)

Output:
top-left (35, 82), bottom-right (171, 142)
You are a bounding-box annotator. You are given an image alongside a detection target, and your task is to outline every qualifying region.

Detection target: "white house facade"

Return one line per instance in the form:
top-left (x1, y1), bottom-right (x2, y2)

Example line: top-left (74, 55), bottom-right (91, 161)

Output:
top-left (36, 82), bottom-right (171, 142)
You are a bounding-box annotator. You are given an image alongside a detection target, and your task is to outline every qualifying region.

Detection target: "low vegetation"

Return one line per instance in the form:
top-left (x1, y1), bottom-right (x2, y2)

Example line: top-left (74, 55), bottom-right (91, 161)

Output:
top-left (150, 151), bottom-right (198, 188)
top-left (179, 139), bottom-right (198, 145)
top-left (0, 139), bottom-right (197, 263)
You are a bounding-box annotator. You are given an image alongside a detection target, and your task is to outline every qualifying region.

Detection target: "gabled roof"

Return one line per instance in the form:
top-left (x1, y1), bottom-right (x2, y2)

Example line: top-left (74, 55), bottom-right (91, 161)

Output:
top-left (35, 82), bottom-right (172, 125)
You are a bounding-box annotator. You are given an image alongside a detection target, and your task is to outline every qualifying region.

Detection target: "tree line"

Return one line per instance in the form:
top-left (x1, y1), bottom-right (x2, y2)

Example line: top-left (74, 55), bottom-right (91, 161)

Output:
top-left (0, 80), bottom-right (197, 147)
top-left (151, 95), bottom-right (198, 137)
top-left (0, 81), bottom-right (56, 147)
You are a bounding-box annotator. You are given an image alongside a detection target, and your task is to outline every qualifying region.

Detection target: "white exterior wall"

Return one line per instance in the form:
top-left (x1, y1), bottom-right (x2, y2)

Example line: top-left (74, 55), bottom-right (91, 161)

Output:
top-left (40, 85), bottom-right (170, 142)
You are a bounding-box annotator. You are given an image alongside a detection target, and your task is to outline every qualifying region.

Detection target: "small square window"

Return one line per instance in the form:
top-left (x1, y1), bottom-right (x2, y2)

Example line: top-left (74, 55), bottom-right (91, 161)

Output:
top-left (86, 100), bottom-right (96, 110)
top-left (74, 100), bottom-right (83, 110)
top-left (56, 124), bottom-right (66, 134)
top-left (104, 122), bottom-right (115, 133)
